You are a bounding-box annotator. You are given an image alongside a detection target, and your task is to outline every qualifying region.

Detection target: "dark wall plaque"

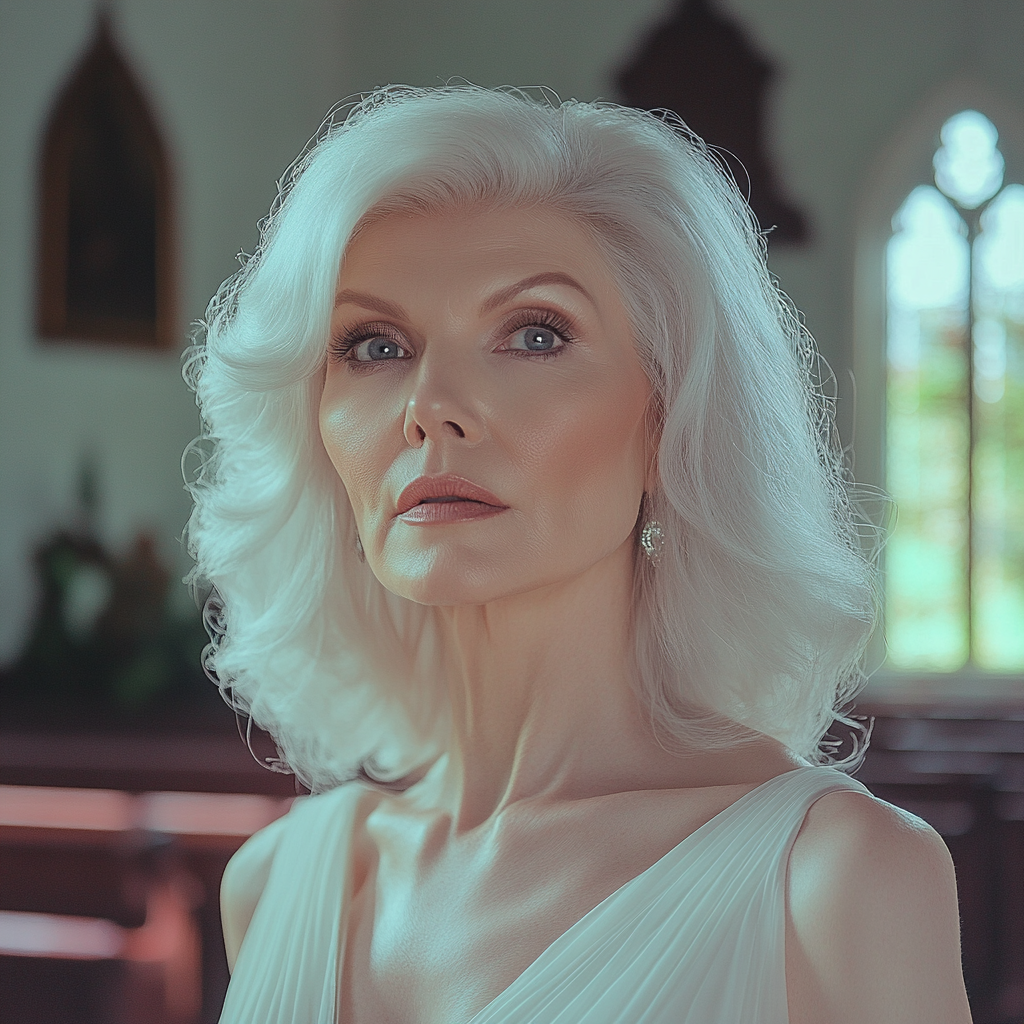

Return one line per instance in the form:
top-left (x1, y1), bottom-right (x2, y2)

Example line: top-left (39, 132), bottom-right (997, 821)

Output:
top-left (37, 13), bottom-right (175, 347)
top-left (618, 0), bottom-right (808, 244)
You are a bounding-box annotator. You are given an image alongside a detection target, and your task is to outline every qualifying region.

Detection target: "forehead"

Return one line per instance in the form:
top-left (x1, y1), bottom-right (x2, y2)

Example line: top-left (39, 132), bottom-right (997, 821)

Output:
top-left (337, 205), bottom-right (620, 299)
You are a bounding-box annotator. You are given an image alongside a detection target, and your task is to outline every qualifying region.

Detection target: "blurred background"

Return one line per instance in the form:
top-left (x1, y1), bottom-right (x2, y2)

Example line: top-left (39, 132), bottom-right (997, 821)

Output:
top-left (0, 0), bottom-right (1021, 1020)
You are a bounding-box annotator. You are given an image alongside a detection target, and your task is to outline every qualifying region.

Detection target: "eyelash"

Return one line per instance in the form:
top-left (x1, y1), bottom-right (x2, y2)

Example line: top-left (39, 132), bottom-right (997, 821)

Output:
top-left (327, 307), bottom-right (579, 365)
top-left (500, 308), bottom-right (578, 360)
top-left (328, 321), bottom-right (403, 363)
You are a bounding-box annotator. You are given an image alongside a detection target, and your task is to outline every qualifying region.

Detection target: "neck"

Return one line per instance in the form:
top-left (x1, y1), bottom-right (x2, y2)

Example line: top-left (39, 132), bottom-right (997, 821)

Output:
top-left (430, 539), bottom-right (671, 831)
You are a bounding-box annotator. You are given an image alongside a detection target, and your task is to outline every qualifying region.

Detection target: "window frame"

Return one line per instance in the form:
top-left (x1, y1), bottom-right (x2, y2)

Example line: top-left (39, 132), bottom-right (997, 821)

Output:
top-left (853, 80), bottom-right (1024, 704)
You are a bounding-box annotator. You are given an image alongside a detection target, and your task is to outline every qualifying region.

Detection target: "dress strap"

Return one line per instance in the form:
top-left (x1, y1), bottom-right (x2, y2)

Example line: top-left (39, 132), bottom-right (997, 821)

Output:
top-left (218, 784), bottom-right (362, 1024)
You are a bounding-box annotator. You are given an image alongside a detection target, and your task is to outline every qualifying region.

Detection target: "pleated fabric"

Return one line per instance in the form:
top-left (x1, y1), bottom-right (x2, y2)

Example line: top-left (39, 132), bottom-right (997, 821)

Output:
top-left (218, 786), bottom-right (359, 1023)
top-left (219, 766), bottom-right (869, 1024)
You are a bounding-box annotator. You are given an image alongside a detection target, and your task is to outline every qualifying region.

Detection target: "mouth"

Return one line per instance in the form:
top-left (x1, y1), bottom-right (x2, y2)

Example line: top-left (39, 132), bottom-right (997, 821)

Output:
top-left (398, 498), bottom-right (507, 524)
top-left (396, 475), bottom-right (508, 523)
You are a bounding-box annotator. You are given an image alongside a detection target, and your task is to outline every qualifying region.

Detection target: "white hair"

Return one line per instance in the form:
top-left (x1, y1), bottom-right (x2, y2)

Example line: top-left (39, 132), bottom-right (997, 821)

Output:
top-left (184, 85), bottom-right (878, 793)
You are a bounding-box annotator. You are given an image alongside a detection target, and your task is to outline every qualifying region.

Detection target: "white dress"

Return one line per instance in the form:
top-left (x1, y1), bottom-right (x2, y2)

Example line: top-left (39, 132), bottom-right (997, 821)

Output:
top-left (218, 765), bottom-right (869, 1023)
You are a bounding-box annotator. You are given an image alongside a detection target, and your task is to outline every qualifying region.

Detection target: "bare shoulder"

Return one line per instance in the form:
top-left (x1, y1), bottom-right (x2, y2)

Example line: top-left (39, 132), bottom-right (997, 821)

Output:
top-left (786, 787), bottom-right (973, 1024)
top-left (221, 811), bottom-right (291, 972)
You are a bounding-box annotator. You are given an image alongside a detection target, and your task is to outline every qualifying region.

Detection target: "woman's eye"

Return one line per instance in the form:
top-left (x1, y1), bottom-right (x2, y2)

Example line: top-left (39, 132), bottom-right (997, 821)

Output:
top-left (350, 336), bottom-right (410, 362)
top-left (507, 326), bottom-right (565, 353)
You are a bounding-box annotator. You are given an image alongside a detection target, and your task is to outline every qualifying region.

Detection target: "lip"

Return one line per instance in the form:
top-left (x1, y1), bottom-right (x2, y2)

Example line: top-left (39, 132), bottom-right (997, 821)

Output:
top-left (395, 474), bottom-right (508, 523)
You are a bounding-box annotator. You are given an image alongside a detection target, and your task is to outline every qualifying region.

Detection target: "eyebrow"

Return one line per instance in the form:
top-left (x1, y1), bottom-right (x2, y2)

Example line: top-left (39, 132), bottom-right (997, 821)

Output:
top-left (479, 272), bottom-right (597, 313)
top-left (333, 272), bottom-right (597, 319)
top-left (333, 290), bottom-right (407, 318)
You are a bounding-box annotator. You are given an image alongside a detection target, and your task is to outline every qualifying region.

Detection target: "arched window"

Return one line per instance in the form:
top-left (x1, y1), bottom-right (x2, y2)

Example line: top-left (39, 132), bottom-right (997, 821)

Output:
top-left (885, 110), bottom-right (1024, 674)
top-left (36, 14), bottom-right (174, 348)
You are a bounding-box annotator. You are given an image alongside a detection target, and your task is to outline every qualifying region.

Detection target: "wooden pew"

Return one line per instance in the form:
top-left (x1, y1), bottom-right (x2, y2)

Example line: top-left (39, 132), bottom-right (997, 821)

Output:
top-left (0, 785), bottom-right (290, 1024)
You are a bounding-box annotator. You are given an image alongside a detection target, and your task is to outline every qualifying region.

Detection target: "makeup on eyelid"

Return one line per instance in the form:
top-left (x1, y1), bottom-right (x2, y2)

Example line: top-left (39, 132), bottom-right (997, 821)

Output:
top-left (328, 306), bottom-right (579, 364)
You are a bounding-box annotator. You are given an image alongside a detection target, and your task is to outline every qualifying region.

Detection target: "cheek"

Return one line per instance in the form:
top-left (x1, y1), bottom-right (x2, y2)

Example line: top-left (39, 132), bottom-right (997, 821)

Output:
top-left (508, 372), bottom-right (650, 532)
top-left (319, 386), bottom-right (401, 519)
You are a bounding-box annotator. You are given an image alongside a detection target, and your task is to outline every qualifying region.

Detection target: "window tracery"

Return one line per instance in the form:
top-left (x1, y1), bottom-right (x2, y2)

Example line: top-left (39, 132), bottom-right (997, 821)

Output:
top-left (885, 110), bottom-right (1024, 672)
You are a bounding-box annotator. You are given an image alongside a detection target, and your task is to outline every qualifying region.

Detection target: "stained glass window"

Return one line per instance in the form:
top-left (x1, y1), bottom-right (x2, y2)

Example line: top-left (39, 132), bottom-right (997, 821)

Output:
top-left (886, 111), bottom-right (1024, 672)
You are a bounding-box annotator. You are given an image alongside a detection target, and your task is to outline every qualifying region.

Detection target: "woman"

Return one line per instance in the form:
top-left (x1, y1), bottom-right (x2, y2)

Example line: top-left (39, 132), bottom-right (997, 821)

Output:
top-left (186, 86), bottom-right (972, 1023)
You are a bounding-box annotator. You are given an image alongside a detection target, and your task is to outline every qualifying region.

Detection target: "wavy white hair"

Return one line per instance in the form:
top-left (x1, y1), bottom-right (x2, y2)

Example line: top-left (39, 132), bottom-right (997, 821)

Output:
top-left (184, 85), bottom-right (878, 792)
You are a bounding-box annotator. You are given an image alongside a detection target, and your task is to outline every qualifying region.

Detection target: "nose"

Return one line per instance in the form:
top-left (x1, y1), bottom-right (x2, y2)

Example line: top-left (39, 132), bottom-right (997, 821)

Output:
top-left (403, 356), bottom-right (485, 448)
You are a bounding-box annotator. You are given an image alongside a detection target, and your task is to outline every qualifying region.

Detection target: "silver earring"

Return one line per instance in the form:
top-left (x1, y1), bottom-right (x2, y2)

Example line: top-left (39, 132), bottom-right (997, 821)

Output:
top-left (354, 532), bottom-right (365, 562)
top-left (640, 520), bottom-right (664, 564)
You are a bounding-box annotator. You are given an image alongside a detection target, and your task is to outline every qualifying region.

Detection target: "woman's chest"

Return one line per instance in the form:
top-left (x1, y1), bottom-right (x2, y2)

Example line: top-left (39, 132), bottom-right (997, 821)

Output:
top-left (339, 854), bottom-right (599, 1024)
top-left (336, 786), bottom-right (752, 1024)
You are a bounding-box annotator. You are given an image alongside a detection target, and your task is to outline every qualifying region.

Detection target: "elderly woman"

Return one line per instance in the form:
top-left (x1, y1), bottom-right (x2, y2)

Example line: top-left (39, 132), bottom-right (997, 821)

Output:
top-left (186, 86), bottom-right (971, 1023)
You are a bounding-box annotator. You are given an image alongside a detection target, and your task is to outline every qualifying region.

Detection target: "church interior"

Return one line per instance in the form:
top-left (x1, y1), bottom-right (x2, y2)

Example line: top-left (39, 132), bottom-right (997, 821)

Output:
top-left (0, 0), bottom-right (1021, 1020)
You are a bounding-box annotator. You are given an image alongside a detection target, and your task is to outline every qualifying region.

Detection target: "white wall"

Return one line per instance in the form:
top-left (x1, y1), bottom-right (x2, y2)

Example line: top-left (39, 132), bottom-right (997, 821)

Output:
top-left (2, 0), bottom-right (1021, 663)
top-left (0, 0), bottom-right (348, 659)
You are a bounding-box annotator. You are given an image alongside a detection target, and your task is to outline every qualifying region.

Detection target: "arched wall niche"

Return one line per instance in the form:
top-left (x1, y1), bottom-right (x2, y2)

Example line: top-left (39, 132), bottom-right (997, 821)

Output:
top-left (853, 78), bottom-right (1024, 696)
top-left (36, 12), bottom-right (175, 348)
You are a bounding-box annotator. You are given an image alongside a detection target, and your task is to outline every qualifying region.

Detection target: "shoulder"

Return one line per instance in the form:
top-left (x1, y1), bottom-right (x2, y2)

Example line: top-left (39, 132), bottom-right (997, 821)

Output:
top-left (786, 786), bottom-right (972, 1024)
top-left (220, 784), bottom-right (373, 972)
top-left (221, 811), bottom-right (291, 972)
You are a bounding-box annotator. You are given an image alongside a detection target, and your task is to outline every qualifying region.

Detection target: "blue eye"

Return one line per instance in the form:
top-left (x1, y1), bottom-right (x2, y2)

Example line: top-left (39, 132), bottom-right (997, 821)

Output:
top-left (351, 336), bottom-right (410, 361)
top-left (508, 326), bottom-right (564, 353)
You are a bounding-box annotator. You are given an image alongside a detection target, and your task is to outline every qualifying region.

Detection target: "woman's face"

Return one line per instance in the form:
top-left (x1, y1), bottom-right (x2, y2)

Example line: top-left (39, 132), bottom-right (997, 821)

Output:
top-left (319, 205), bottom-right (654, 606)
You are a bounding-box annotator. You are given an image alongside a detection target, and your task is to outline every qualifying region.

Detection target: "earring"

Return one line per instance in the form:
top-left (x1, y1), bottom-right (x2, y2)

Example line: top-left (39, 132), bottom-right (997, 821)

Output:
top-left (640, 520), bottom-right (664, 564)
top-left (354, 531), bottom-right (365, 562)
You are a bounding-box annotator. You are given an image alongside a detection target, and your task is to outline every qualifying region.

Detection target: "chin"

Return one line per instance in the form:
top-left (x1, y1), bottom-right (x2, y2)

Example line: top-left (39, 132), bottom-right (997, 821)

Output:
top-left (381, 568), bottom-right (522, 608)
top-left (390, 582), bottom-right (501, 609)
top-left (371, 547), bottom-right (540, 608)
top-left (396, 583), bottom-right (493, 608)
top-left (369, 555), bottom-right (467, 606)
